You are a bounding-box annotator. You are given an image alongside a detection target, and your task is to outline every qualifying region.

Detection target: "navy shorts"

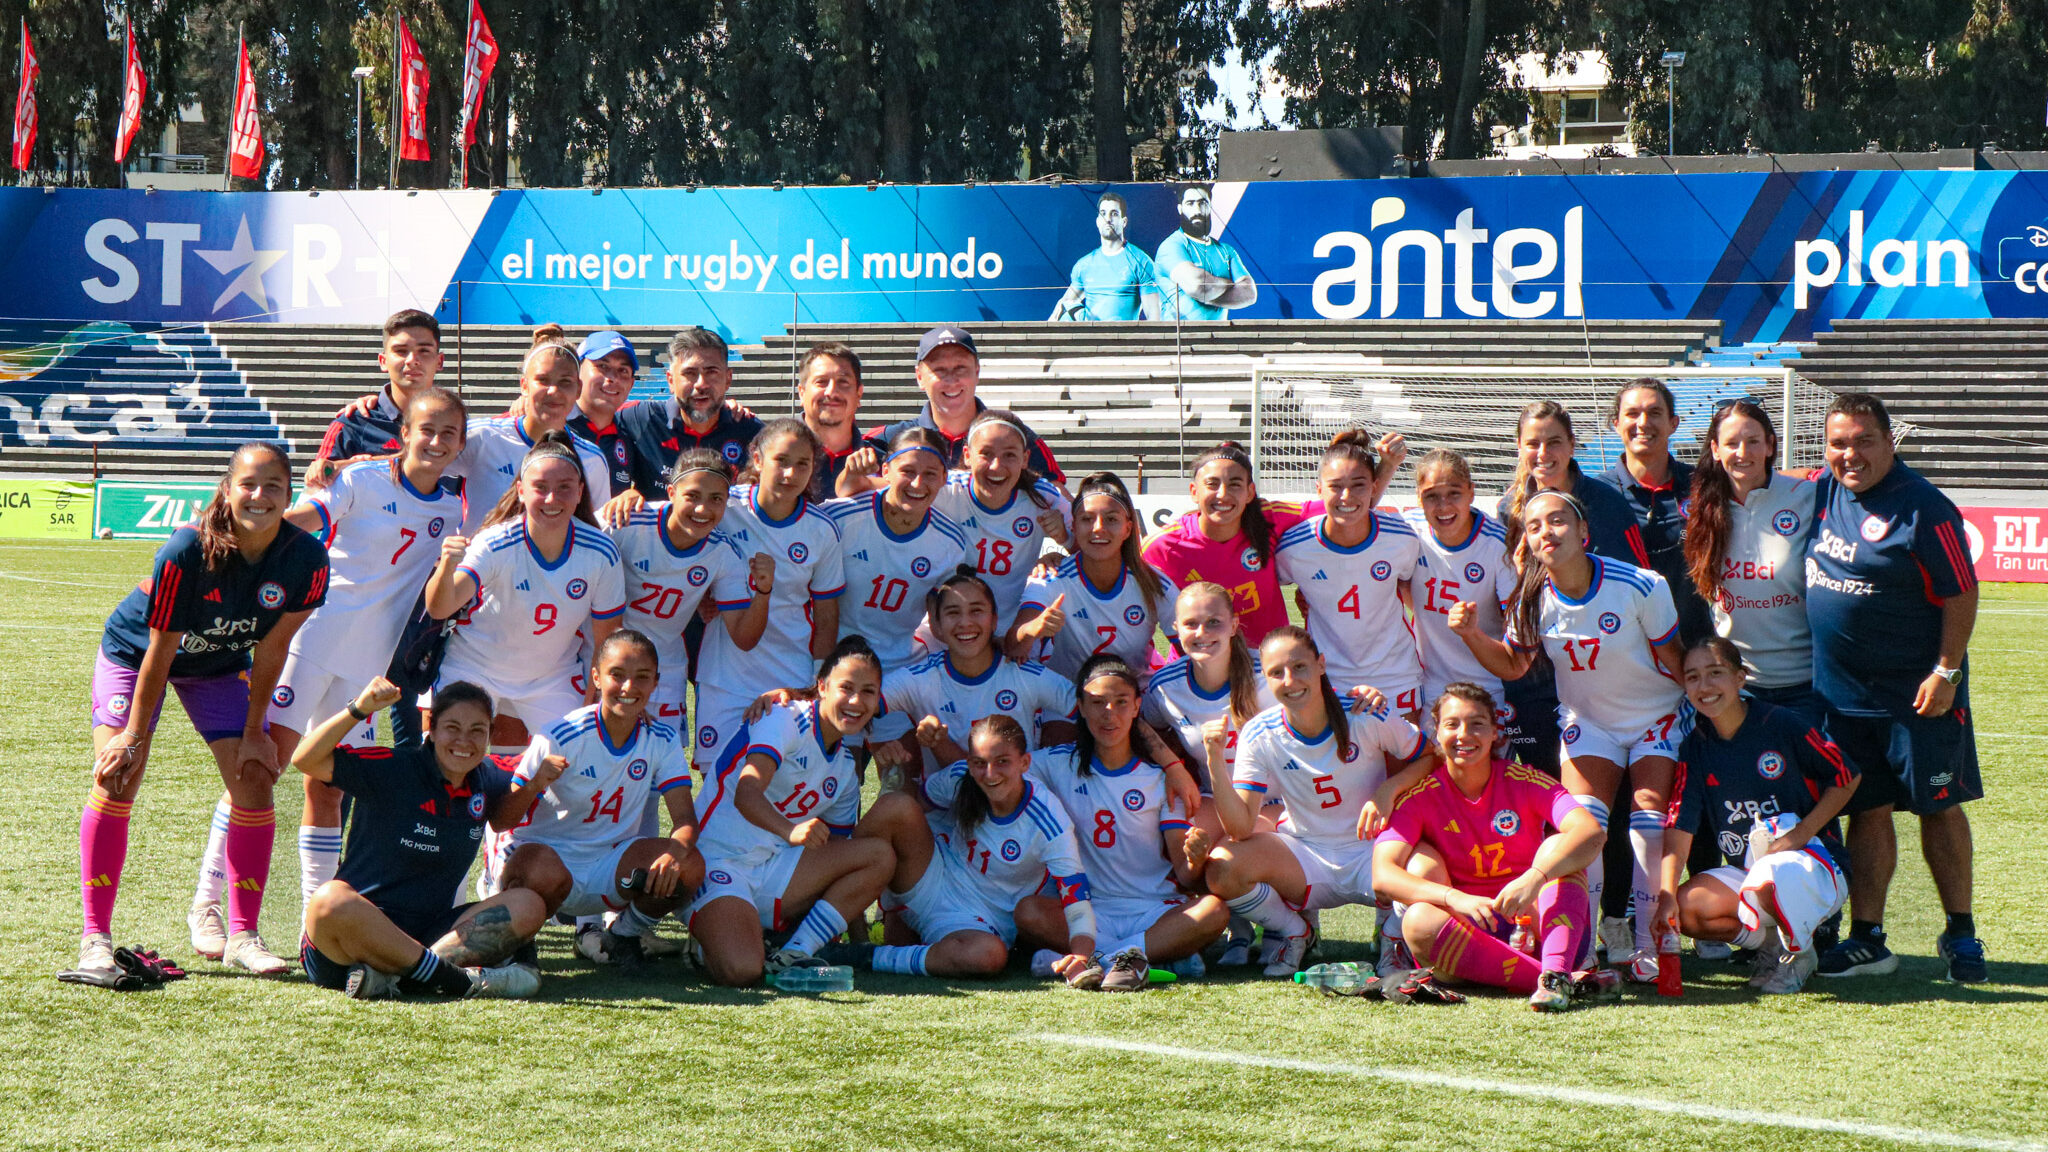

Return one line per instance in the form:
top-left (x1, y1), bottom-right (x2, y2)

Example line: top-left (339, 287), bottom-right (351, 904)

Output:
top-left (1500, 673), bottom-right (1562, 777)
top-left (1825, 699), bottom-right (1981, 817)
top-left (1747, 682), bottom-right (1822, 726)
top-left (300, 900), bottom-right (474, 990)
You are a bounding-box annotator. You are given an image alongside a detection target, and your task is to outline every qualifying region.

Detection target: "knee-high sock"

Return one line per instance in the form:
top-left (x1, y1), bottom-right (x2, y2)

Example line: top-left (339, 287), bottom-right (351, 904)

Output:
top-left (1225, 884), bottom-right (1308, 939)
top-left (298, 826), bottom-right (343, 905)
top-left (1601, 794), bottom-right (1634, 919)
top-left (1628, 810), bottom-right (1666, 955)
top-left (785, 901), bottom-right (848, 956)
top-left (80, 794), bottom-right (133, 939)
top-left (193, 798), bottom-right (232, 907)
top-left (1431, 915), bottom-right (1539, 993)
top-left (222, 804), bottom-right (276, 936)
top-left (1537, 877), bottom-right (1592, 974)
top-left (1571, 794), bottom-right (1610, 925)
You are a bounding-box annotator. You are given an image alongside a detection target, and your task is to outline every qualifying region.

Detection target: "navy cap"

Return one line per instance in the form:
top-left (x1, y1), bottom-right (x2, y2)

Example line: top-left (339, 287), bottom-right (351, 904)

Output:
top-left (916, 324), bottom-right (977, 362)
top-left (577, 330), bottom-right (639, 370)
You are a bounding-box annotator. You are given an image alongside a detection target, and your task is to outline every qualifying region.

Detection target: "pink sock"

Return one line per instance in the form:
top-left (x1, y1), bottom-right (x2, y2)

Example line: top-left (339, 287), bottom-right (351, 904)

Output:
top-left (1431, 914), bottom-right (1539, 994)
top-left (1537, 878), bottom-right (1592, 974)
top-left (223, 804), bottom-right (276, 935)
top-left (80, 794), bottom-right (133, 939)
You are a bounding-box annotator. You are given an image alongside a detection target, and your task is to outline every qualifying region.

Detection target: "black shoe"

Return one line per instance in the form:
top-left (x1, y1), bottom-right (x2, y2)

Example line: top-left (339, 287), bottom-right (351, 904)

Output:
top-left (605, 931), bottom-right (646, 970)
top-left (510, 939), bottom-right (540, 970)
top-left (819, 941), bottom-right (876, 970)
top-left (1812, 911), bottom-right (1842, 956)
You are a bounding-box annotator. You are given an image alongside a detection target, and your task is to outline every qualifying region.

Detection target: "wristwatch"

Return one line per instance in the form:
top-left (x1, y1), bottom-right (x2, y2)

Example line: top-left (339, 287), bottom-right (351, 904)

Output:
top-left (1932, 664), bottom-right (1962, 684)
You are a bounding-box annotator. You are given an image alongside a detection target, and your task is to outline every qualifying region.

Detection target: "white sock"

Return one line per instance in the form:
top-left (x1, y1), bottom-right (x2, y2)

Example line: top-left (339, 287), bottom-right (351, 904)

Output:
top-left (1380, 906), bottom-right (1404, 952)
top-left (297, 826), bottom-right (344, 905)
top-left (1225, 883), bottom-right (1307, 939)
top-left (609, 902), bottom-right (659, 938)
top-left (1572, 795), bottom-right (1610, 963)
top-left (1628, 810), bottom-right (1666, 956)
top-left (193, 799), bottom-right (232, 907)
top-left (1224, 913), bottom-right (1254, 944)
top-left (874, 944), bottom-right (929, 975)
top-left (785, 902), bottom-right (848, 956)
top-left (1730, 921), bottom-right (1770, 950)
top-left (1030, 948), bottom-right (1061, 977)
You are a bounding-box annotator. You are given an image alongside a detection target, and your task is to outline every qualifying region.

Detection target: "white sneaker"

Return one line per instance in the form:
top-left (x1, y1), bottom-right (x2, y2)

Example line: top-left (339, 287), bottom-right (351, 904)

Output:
top-left (78, 933), bottom-right (117, 973)
top-left (187, 903), bottom-right (227, 961)
top-left (1217, 936), bottom-right (1254, 968)
top-left (1758, 948), bottom-right (1817, 995)
top-left (765, 947), bottom-right (827, 976)
top-left (1598, 916), bottom-right (1633, 962)
top-left (1257, 932), bottom-right (1287, 967)
top-left (1694, 939), bottom-right (1734, 961)
top-left (575, 925), bottom-right (615, 965)
top-left (465, 963), bottom-right (540, 999)
top-left (1623, 950), bottom-right (1661, 984)
top-left (1263, 928), bottom-right (1314, 978)
top-left (222, 930), bottom-right (292, 976)
top-left (344, 963), bottom-right (400, 1000)
top-left (1376, 937), bottom-right (1415, 978)
top-left (1747, 927), bottom-right (1784, 988)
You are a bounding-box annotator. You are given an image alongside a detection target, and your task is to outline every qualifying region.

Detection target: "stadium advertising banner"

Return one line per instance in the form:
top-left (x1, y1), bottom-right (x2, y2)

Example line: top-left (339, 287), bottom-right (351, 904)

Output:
top-left (1960, 506), bottom-right (2048, 584)
top-left (93, 478), bottom-right (221, 539)
top-left (0, 172), bottom-right (2042, 345)
top-left (0, 478), bottom-right (90, 538)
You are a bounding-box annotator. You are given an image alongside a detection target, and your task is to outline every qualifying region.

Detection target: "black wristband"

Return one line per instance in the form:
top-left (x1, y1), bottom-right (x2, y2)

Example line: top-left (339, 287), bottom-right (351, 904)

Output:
top-left (346, 701), bottom-right (370, 721)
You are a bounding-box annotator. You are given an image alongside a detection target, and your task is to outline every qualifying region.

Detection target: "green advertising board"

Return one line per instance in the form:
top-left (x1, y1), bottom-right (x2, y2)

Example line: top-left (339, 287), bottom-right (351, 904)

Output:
top-left (93, 479), bottom-right (223, 539)
top-left (0, 479), bottom-right (94, 539)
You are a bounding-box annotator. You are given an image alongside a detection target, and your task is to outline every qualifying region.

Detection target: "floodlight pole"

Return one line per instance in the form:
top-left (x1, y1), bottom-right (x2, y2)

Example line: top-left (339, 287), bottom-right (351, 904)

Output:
top-left (351, 66), bottom-right (373, 189)
top-left (1660, 51), bottom-right (1687, 156)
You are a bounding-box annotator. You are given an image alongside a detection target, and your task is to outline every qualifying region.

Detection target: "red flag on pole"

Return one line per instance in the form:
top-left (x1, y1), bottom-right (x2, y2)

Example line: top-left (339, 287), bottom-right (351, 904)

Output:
top-left (459, 0), bottom-right (497, 153)
top-left (114, 23), bottom-right (145, 163)
top-left (398, 18), bottom-right (430, 163)
top-left (11, 20), bottom-right (37, 172)
top-left (227, 34), bottom-right (264, 179)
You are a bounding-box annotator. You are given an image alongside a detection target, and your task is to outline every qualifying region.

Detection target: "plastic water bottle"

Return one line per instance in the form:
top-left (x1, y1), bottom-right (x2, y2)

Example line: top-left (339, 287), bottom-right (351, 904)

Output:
top-left (1293, 962), bottom-right (1374, 995)
top-left (1656, 925), bottom-right (1683, 997)
top-left (772, 966), bottom-right (855, 993)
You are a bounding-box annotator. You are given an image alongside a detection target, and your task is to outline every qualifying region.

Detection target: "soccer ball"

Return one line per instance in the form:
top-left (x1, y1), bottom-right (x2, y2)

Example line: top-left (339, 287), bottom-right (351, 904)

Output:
top-left (97, 528), bottom-right (113, 540)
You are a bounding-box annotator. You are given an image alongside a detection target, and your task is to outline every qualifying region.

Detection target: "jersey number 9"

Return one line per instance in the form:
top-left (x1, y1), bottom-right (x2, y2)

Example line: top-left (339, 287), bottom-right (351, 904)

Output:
top-left (533, 603), bottom-right (557, 635)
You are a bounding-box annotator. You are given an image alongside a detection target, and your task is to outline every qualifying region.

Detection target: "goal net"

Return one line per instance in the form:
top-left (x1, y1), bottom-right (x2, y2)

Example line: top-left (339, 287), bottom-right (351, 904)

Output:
top-left (1249, 363), bottom-right (1833, 495)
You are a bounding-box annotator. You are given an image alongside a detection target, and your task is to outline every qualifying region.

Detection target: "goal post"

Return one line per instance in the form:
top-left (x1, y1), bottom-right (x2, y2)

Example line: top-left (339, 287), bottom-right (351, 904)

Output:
top-left (1248, 362), bottom-right (1830, 495)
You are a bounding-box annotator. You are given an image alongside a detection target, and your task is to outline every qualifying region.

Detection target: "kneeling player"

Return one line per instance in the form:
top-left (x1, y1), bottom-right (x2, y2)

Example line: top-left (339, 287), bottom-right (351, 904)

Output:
top-left (1372, 683), bottom-right (1609, 1011)
top-left (845, 715), bottom-right (1102, 985)
top-left (489, 630), bottom-right (704, 966)
top-left (689, 637), bottom-right (896, 986)
top-left (293, 678), bottom-right (546, 998)
top-left (1659, 638), bottom-right (1860, 994)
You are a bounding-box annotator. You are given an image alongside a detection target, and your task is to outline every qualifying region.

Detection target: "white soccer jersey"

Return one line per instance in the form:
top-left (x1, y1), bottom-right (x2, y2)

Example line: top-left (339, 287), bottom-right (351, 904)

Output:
top-left (507, 705), bottom-right (691, 856)
top-left (447, 416), bottom-right (613, 535)
top-left (610, 507), bottom-right (754, 679)
top-left (1029, 744), bottom-right (1186, 902)
top-left (820, 493), bottom-right (969, 672)
top-left (1710, 474), bottom-right (1820, 689)
top-left (1140, 655), bottom-right (1276, 787)
top-left (1234, 703), bottom-right (1428, 845)
top-left (1404, 507), bottom-right (1519, 700)
top-left (881, 651), bottom-right (1077, 753)
top-left (695, 700), bottom-right (863, 858)
top-left (695, 486), bottom-right (847, 694)
top-left (932, 472), bottom-right (1073, 620)
top-left (1018, 556), bottom-right (1177, 679)
top-left (1507, 555), bottom-right (1684, 737)
top-left (446, 519), bottom-right (626, 693)
top-left (921, 765), bottom-right (1092, 914)
top-left (1275, 512), bottom-right (1423, 697)
top-left (290, 460), bottom-right (463, 681)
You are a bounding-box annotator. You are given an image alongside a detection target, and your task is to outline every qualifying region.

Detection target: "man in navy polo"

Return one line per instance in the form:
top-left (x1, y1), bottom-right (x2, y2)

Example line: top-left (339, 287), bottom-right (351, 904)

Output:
top-left (307, 309), bottom-right (444, 488)
top-left (865, 325), bottom-right (1066, 488)
top-left (1805, 392), bottom-right (1985, 983)
top-left (615, 327), bottom-right (764, 498)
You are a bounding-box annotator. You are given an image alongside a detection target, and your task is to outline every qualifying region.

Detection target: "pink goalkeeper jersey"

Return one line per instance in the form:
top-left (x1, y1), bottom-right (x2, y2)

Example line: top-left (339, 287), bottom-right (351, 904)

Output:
top-left (1141, 499), bottom-right (1317, 645)
top-left (1375, 760), bottom-right (1583, 899)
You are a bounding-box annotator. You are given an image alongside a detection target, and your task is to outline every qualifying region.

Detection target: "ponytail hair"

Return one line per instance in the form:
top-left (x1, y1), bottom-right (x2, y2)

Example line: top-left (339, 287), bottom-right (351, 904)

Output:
top-left (521, 332), bottom-right (578, 378)
top-left (1074, 471), bottom-right (1165, 621)
top-left (1413, 446), bottom-right (1473, 491)
top-left (1321, 427), bottom-right (1379, 475)
top-left (1506, 489), bottom-right (1588, 675)
top-left (967, 408), bottom-right (1053, 509)
top-left (1178, 581), bottom-right (1261, 727)
top-left (482, 430), bottom-right (597, 530)
top-left (924, 563), bottom-right (997, 624)
top-left (1191, 441), bottom-right (1273, 567)
top-left (1260, 624), bottom-right (1353, 764)
top-left (954, 713), bottom-right (1030, 833)
top-left (1504, 401), bottom-right (1578, 559)
top-left (197, 442), bottom-right (292, 571)
top-left (1684, 398), bottom-right (1778, 601)
top-left (1072, 653), bottom-right (1143, 777)
top-left (816, 633), bottom-right (883, 685)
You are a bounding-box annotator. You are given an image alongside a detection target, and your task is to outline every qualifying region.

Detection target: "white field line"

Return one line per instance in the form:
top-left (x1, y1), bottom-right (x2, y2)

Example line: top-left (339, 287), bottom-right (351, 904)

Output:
top-left (1025, 1034), bottom-right (2048, 1152)
top-left (0, 569), bottom-right (130, 590)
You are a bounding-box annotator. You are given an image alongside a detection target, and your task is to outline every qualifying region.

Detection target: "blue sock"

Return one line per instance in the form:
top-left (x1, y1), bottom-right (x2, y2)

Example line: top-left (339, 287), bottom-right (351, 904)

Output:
top-left (874, 945), bottom-right (929, 975)
top-left (786, 902), bottom-right (849, 957)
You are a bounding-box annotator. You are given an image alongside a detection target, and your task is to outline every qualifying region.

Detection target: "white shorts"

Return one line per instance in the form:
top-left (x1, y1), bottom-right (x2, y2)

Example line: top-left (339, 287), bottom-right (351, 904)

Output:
top-left (900, 860), bottom-right (1014, 947)
top-left (690, 684), bottom-right (753, 768)
top-left (1094, 892), bottom-right (1188, 951)
top-left (648, 677), bottom-right (689, 732)
top-left (269, 652), bottom-right (375, 743)
top-left (436, 656), bottom-right (586, 732)
top-left (1560, 707), bottom-right (1689, 768)
top-left (1277, 833), bottom-right (1376, 912)
top-left (1699, 845), bottom-right (1848, 955)
top-left (1355, 672), bottom-right (1425, 719)
top-left (689, 843), bottom-right (807, 931)
top-left (476, 832), bottom-right (633, 914)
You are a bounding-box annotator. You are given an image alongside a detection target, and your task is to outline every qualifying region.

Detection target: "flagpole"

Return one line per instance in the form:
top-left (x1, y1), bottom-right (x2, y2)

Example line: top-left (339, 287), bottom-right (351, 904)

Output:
top-left (387, 10), bottom-right (399, 188)
top-left (222, 24), bottom-right (239, 188)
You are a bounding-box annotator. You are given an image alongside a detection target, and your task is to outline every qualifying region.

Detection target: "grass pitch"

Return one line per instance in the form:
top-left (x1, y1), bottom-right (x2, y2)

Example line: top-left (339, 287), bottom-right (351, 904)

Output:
top-left (3, 538), bottom-right (2046, 1152)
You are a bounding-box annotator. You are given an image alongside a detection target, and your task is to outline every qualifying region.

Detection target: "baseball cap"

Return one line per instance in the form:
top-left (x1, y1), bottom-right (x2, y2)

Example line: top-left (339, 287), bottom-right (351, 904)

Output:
top-left (916, 325), bottom-right (977, 362)
top-left (577, 330), bottom-right (639, 370)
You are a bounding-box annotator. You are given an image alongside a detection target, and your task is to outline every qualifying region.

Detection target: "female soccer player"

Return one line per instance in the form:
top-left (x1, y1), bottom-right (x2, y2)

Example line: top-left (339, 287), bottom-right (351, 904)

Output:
top-left (1371, 683), bottom-right (1608, 1011)
top-left (73, 443), bottom-right (328, 982)
top-left (932, 410), bottom-right (1073, 620)
top-left (1403, 449), bottom-right (1517, 707)
top-left (1603, 380), bottom-right (1712, 645)
top-left (1017, 655), bottom-right (1229, 990)
top-left (1451, 488), bottom-right (1686, 980)
top-left (292, 677), bottom-right (546, 999)
top-left (1274, 430), bottom-right (1425, 720)
top-left (449, 335), bottom-right (612, 534)
top-left (1659, 638), bottom-right (1859, 994)
top-left (1011, 472), bottom-right (1175, 678)
top-left (843, 714), bottom-right (1101, 984)
top-left (426, 433), bottom-right (626, 751)
top-left (822, 426), bottom-right (969, 673)
top-left (690, 637), bottom-right (896, 985)
top-left (1188, 626), bottom-right (1435, 977)
top-left (1682, 398), bottom-right (1822, 717)
top-left (692, 419), bottom-right (846, 759)
top-left (488, 631), bottom-right (706, 967)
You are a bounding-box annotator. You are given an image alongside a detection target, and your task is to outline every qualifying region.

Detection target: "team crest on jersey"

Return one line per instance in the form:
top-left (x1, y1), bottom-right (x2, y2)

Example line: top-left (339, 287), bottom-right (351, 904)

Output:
top-left (1122, 788), bottom-right (1145, 812)
top-left (708, 869), bottom-right (733, 885)
top-left (1772, 509), bottom-right (1801, 536)
top-left (1465, 562), bottom-right (1486, 583)
top-left (467, 794), bottom-right (487, 819)
top-left (1123, 604), bottom-right (1146, 626)
top-left (258, 582), bottom-right (285, 609)
top-left (722, 442), bottom-right (745, 463)
top-left (1757, 751), bottom-right (1786, 780)
top-left (822, 778), bottom-right (839, 797)
top-left (912, 557), bottom-right (931, 578)
top-left (428, 517), bottom-right (445, 538)
top-left (272, 685), bottom-right (294, 707)
top-left (1340, 742), bottom-right (1359, 764)
top-left (788, 542), bottom-right (810, 564)
top-left (994, 689), bottom-right (1019, 711)
top-left (1012, 516), bottom-right (1034, 538)
top-left (1678, 498), bottom-right (1693, 517)
top-left (566, 579), bottom-right (589, 600)
top-left (1496, 702), bottom-right (1516, 725)
top-left (107, 693), bottom-right (130, 716)
top-left (1491, 809), bottom-right (1520, 836)
top-left (1562, 723), bottom-right (1583, 745)
top-left (613, 441), bottom-right (629, 464)
top-left (1240, 547), bottom-right (1263, 572)
top-left (1370, 560), bottom-right (1393, 582)
top-left (1860, 514), bottom-right (1889, 543)
top-left (627, 758), bottom-right (649, 781)
top-left (1597, 611), bottom-right (1622, 634)
top-left (698, 725), bottom-right (717, 748)
top-left (1000, 839), bottom-right (1022, 862)
top-left (687, 566), bottom-right (710, 587)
